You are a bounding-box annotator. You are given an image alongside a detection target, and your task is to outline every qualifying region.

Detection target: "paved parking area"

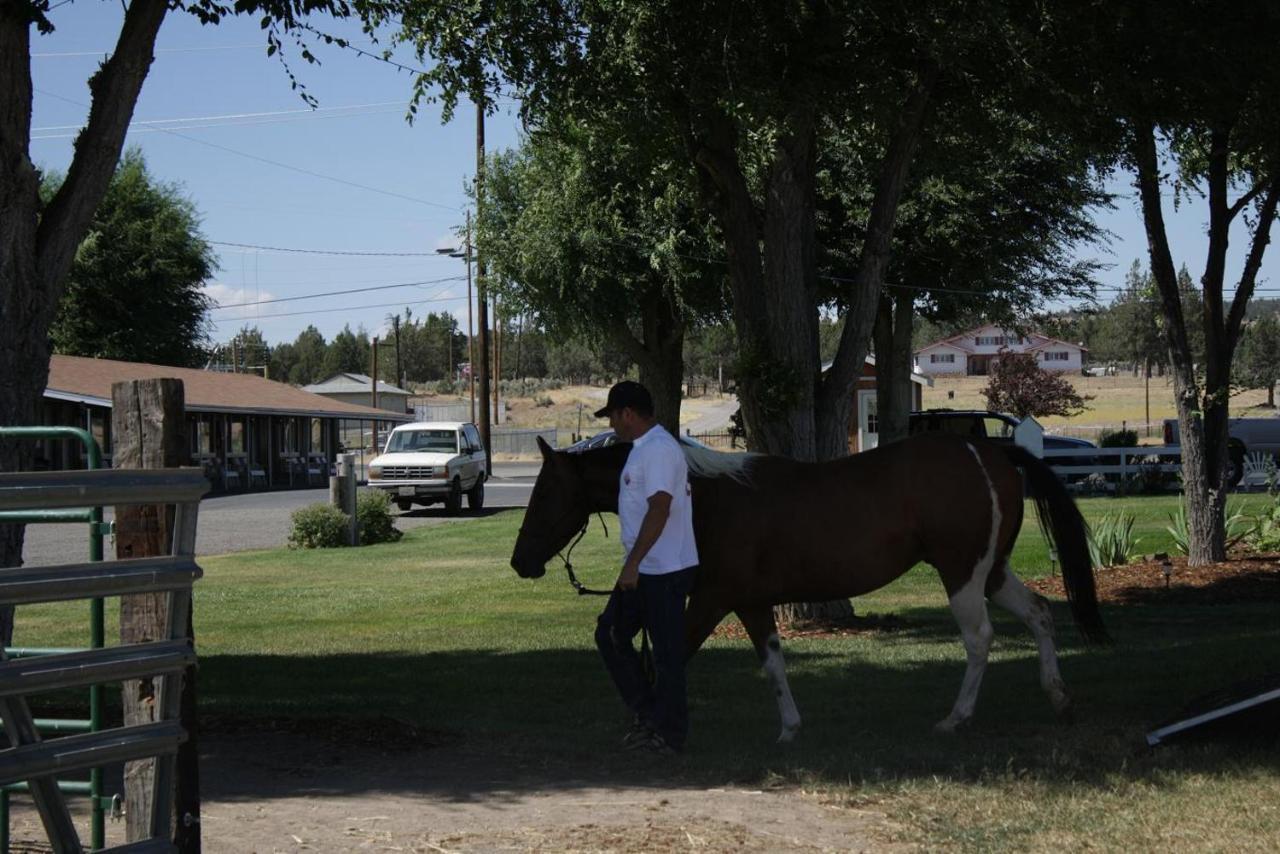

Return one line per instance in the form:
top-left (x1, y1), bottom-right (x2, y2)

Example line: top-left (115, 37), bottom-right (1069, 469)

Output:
top-left (18, 464), bottom-right (537, 567)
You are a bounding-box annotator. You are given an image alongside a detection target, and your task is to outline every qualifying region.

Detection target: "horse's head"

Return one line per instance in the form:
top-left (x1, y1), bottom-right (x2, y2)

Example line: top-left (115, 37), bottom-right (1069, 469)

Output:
top-left (510, 436), bottom-right (628, 579)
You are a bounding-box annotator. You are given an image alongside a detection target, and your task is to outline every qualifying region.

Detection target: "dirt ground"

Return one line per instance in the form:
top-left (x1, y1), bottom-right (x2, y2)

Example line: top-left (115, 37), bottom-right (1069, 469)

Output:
top-left (7, 726), bottom-right (900, 853)
top-left (1026, 550), bottom-right (1280, 605)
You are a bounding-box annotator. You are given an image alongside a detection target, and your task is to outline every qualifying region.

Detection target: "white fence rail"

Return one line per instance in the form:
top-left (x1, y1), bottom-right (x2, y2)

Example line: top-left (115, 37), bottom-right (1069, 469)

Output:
top-left (1046, 445), bottom-right (1182, 480)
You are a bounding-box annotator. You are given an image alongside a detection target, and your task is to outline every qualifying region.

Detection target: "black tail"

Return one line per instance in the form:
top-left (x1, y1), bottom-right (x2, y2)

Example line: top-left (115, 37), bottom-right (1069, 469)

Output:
top-left (1002, 444), bottom-right (1110, 644)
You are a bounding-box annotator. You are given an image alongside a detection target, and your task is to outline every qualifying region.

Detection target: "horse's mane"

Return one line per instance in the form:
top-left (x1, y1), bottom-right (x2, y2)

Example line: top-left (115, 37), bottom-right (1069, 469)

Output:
top-left (678, 437), bottom-right (759, 486)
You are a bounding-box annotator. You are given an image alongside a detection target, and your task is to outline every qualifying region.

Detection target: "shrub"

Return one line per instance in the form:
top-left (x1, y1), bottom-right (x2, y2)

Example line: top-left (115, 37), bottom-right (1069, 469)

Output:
top-left (1248, 498), bottom-right (1280, 551)
top-left (356, 489), bottom-right (403, 545)
top-left (434, 379), bottom-right (459, 395)
top-left (288, 503), bottom-right (349, 549)
top-left (1126, 454), bottom-right (1173, 495)
top-left (1099, 429), bottom-right (1139, 448)
top-left (1080, 472), bottom-right (1110, 496)
top-left (1088, 512), bottom-right (1139, 567)
top-left (535, 394), bottom-right (554, 408)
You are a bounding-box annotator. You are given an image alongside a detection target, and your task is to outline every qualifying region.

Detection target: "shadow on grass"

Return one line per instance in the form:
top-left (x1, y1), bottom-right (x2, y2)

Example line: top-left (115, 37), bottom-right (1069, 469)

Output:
top-left (189, 599), bottom-right (1280, 804)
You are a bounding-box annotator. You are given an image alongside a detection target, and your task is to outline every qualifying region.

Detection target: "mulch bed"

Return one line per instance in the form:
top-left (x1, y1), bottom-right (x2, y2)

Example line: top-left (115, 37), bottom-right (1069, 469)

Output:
top-left (1026, 551), bottom-right (1280, 605)
top-left (711, 553), bottom-right (1280, 641)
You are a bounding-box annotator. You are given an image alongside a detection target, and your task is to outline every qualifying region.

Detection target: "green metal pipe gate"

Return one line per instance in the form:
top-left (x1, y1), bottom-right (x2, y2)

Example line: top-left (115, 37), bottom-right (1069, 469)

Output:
top-left (0, 427), bottom-right (109, 851)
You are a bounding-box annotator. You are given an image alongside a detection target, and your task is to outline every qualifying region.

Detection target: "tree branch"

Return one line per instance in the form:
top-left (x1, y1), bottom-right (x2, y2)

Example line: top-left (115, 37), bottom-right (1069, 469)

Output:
top-left (819, 60), bottom-right (938, 417)
top-left (1226, 179), bottom-right (1280, 350)
top-left (36, 0), bottom-right (169, 295)
top-left (1130, 119), bottom-right (1195, 373)
top-left (1228, 179), bottom-right (1271, 221)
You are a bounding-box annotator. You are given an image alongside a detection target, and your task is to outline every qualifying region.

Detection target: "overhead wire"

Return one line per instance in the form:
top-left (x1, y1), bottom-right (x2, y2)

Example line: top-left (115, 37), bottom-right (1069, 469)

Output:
top-left (211, 275), bottom-right (466, 309)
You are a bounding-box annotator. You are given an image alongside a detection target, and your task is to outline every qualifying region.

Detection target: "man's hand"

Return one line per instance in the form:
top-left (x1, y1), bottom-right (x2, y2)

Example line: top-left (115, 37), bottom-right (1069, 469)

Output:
top-left (618, 560), bottom-right (640, 590)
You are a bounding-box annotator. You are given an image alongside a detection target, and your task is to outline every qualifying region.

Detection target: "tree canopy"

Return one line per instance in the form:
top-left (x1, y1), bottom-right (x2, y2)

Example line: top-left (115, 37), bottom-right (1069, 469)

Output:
top-left (45, 149), bottom-right (215, 367)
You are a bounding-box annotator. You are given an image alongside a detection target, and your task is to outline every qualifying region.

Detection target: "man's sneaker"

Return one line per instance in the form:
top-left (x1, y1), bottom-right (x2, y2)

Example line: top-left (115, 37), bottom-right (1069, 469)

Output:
top-left (621, 718), bottom-right (653, 750)
top-left (636, 731), bottom-right (680, 756)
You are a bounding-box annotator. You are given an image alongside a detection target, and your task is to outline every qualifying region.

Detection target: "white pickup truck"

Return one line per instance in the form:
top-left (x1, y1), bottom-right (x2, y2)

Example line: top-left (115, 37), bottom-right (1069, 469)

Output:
top-left (366, 421), bottom-right (487, 514)
top-left (1162, 417), bottom-right (1279, 486)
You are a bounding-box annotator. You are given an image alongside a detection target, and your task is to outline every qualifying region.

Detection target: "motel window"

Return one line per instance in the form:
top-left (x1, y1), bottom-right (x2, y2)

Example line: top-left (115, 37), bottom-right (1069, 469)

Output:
top-left (229, 420), bottom-right (245, 454)
top-left (931, 353), bottom-right (955, 363)
top-left (1044, 351), bottom-right (1069, 361)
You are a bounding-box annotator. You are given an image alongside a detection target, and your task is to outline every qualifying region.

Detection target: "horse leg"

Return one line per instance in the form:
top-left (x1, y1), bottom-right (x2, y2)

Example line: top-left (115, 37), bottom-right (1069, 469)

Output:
top-left (684, 592), bottom-right (728, 662)
top-left (987, 561), bottom-right (1072, 719)
top-left (737, 606), bottom-right (801, 743)
top-left (937, 572), bottom-right (996, 733)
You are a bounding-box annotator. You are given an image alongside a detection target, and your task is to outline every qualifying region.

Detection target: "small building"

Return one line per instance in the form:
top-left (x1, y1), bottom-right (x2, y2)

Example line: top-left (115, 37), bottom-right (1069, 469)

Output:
top-left (39, 355), bottom-right (411, 490)
top-left (834, 356), bottom-right (932, 453)
top-left (913, 324), bottom-right (1086, 376)
top-left (303, 373), bottom-right (412, 414)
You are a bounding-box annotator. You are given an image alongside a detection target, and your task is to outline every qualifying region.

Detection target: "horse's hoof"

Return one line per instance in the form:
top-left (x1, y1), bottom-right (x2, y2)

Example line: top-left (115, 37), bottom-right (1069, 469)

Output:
top-left (934, 716), bottom-right (968, 734)
top-left (777, 727), bottom-right (799, 744)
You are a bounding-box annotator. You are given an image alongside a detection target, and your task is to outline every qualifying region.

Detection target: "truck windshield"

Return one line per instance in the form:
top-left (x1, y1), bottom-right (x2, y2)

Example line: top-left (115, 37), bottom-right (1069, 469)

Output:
top-left (386, 429), bottom-right (458, 454)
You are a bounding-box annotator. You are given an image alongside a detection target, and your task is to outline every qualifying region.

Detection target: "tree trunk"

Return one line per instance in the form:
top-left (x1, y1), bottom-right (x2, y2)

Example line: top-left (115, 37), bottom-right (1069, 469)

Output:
top-left (873, 290), bottom-right (915, 447)
top-left (1132, 119), bottom-right (1279, 565)
top-left (0, 0), bottom-right (169, 642)
top-left (609, 289), bottom-right (686, 436)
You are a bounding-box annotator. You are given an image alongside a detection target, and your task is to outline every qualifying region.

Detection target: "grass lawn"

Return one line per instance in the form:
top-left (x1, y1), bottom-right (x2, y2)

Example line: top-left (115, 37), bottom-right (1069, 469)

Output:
top-left (15, 496), bottom-right (1280, 850)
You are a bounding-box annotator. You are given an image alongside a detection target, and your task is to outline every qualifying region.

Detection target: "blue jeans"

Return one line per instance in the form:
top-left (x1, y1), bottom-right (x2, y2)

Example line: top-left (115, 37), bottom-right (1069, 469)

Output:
top-left (594, 566), bottom-right (696, 749)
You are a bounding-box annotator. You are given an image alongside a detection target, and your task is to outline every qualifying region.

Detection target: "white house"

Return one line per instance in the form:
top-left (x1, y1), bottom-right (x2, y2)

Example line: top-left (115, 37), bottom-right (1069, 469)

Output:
top-left (913, 324), bottom-right (1086, 376)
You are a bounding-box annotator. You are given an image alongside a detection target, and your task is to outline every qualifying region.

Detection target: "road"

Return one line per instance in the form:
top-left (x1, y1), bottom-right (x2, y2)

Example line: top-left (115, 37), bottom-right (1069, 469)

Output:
top-left (19, 462), bottom-right (538, 567)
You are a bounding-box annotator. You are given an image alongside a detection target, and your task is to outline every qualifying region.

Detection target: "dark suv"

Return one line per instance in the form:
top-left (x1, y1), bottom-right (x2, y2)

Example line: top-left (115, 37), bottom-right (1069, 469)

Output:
top-left (907, 409), bottom-right (1097, 467)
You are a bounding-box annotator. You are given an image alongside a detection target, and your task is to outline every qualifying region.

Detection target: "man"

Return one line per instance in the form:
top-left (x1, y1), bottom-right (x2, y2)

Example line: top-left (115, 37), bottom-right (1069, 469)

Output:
top-left (593, 381), bottom-right (698, 755)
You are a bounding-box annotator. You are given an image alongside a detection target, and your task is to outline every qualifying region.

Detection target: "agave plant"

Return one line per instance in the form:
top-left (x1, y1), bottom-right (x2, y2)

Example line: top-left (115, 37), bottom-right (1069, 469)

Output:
top-left (1088, 512), bottom-right (1139, 568)
top-left (1166, 499), bottom-right (1249, 556)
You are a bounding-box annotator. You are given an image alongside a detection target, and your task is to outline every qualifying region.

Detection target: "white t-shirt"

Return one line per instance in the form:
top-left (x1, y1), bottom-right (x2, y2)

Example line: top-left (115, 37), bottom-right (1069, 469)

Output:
top-left (619, 425), bottom-right (699, 575)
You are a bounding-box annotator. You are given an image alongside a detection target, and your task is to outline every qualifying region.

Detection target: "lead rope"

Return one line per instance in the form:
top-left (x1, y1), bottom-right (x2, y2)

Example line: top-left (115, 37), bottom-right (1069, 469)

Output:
top-left (559, 514), bottom-right (655, 685)
top-left (559, 512), bottom-right (612, 596)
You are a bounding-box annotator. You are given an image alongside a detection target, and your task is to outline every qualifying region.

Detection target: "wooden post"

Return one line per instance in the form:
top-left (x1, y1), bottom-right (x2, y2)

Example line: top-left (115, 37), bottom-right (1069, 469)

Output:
top-left (112, 378), bottom-right (200, 851)
top-left (339, 452), bottom-right (358, 546)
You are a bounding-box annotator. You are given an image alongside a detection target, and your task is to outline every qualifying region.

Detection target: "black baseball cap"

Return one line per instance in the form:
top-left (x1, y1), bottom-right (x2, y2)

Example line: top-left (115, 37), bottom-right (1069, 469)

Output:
top-left (594, 381), bottom-right (654, 418)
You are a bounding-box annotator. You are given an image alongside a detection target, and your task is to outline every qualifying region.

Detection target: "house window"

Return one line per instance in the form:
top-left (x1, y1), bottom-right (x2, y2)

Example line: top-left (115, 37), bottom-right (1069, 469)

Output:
top-left (1043, 351), bottom-right (1070, 361)
top-left (931, 353), bottom-right (956, 363)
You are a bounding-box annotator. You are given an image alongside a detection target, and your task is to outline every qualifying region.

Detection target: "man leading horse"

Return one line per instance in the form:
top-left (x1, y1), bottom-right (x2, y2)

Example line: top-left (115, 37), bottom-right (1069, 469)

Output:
top-left (592, 381), bottom-right (699, 756)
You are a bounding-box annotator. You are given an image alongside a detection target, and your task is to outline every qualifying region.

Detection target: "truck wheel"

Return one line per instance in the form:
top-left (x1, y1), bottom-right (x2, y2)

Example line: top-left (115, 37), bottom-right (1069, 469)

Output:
top-left (467, 475), bottom-right (485, 511)
top-left (444, 479), bottom-right (463, 515)
top-left (395, 499), bottom-right (413, 512)
top-left (1226, 450), bottom-right (1245, 488)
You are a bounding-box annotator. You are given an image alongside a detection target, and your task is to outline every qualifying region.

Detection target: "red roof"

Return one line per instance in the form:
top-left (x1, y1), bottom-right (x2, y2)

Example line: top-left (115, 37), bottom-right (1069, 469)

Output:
top-left (46, 355), bottom-right (410, 421)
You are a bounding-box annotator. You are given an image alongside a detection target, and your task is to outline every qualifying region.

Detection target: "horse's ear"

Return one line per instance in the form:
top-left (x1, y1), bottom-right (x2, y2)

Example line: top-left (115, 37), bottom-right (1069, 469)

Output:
top-left (537, 435), bottom-right (555, 462)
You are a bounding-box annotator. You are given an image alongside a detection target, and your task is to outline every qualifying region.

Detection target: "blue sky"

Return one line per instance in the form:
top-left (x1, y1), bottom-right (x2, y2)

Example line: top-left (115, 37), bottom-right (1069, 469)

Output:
top-left (29, 5), bottom-right (1278, 348)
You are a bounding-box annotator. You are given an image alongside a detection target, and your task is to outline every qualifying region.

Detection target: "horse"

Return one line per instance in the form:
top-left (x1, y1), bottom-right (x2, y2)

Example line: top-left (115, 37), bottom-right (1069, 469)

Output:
top-left (511, 432), bottom-right (1108, 741)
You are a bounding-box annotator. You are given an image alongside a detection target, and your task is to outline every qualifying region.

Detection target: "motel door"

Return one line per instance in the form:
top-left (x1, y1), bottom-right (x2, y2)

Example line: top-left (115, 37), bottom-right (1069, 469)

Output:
top-left (857, 390), bottom-right (878, 452)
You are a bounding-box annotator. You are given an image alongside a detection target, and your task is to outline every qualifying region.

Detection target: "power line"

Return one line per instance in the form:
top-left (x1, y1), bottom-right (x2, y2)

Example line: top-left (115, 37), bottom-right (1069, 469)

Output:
top-left (33, 43), bottom-right (263, 58)
top-left (209, 291), bottom-right (467, 323)
top-left (32, 100), bottom-right (404, 133)
top-left (211, 275), bottom-right (466, 309)
top-left (209, 240), bottom-right (449, 257)
top-left (33, 88), bottom-right (464, 213)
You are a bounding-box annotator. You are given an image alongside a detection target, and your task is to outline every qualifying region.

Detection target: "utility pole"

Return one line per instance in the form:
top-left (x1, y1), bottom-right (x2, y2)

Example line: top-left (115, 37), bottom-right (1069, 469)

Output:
top-left (392, 315), bottom-right (404, 390)
top-left (493, 294), bottom-right (501, 425)
top-left (465, 212), bottom-right (476, 424)
top-left (475, 101), bottom-right (492, 475)
top-left (371, 336), bottom-right (380, 455)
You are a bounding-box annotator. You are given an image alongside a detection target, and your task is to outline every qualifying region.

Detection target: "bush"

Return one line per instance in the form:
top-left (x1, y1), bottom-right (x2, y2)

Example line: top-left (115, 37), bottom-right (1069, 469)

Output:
top-left (288, 503), bottom-right (349, 549)
top-left (1099, 429), bottom-right (1139, 448)
top-left (1088, 512), bottom-right (1139, 567)
top-left (535, 394), bottom-right (554, 408)
top-left (356, 489), bottom-right (403, 545)
top-left (434, 379), bottom-right (459, 395)
top-left (1126, 454), bottom-right (1173, 495)
top-left (1248, 498), bottom-right (1280, 551)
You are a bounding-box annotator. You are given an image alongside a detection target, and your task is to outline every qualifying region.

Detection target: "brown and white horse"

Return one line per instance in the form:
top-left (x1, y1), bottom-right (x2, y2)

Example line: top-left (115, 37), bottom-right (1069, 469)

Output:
top-left (511, 432), bottom-right (1108, 741)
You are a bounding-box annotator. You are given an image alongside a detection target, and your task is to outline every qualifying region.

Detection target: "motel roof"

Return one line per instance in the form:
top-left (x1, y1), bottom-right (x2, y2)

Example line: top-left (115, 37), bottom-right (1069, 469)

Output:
top-left (45, 355), bottom-right (412, 422)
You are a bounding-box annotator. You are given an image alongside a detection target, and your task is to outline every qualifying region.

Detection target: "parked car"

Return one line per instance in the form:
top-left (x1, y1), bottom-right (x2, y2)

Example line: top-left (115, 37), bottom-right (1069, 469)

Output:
top-left (366, 421), bottom-right (487, 514)
top-left (1163, 418), bottom-right (1259, 487)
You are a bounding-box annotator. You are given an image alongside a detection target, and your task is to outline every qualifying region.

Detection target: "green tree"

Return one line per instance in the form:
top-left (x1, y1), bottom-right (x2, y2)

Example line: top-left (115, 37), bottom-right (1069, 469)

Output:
top-left (322, 324), bottom-right (372, 377)
top-left (1235, 313), bottom-right (1280, 407)
top-left (288, 325), bottom-right (328, 385)
top-left (45, 149), bottom-right (215, 367)
top-left (477, 124), bottom-right (725, 432)
top-left (1081, 0), bottom-right (1280, 563)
